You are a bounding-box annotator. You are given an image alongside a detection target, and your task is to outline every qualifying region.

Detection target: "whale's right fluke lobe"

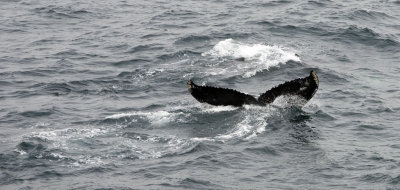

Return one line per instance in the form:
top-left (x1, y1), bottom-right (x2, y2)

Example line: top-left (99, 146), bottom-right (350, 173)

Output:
top-left (257, 70), bottom-right (319, 105)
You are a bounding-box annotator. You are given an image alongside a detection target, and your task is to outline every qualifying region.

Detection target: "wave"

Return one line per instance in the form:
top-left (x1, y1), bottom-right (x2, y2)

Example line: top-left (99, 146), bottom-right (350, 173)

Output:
top-left (361, 173), bottom-right (400, 184)
top-left (151, 9), bottom-right (204, 21)
top-left (349, 9), bottom-right (394, 20)
top-left (112, 58), bottom-right (151, 66)
top-left (244, 145), bottom-right (280, 156)
top-left (33, 5), bottom-right (93, 20)
top-left (157, 50), bottom-right (201, 61)
top-left (8, 77), bottom-right (137, 98)
top-left (126, 44), bottom-right (164, 54)
top-left (117, 68), bottom-right (165, 80)
top-left (334, 25), bottom-right (399, 48)
top-left (253, 20), bottom-right (399, 50)
top-left (174, 35), bottom-right (211, 45)
top-left (307, 0), bottom-right (330, 7)
top-left (175, 177), bottom-right (222, 189)
top-left (256, 0), bottom-right (292, 7)
top-left (19, 109), bottom-right (54, 118)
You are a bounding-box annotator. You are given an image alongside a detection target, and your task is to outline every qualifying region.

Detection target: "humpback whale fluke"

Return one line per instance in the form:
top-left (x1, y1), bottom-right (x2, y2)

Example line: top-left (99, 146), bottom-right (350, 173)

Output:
top-left (187, 80), bottom-right (258, 106)
top-left (188, 70), bottom-right (319, 107)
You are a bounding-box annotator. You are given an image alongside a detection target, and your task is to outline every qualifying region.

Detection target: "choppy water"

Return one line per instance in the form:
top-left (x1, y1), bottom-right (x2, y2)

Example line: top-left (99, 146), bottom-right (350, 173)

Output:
top-left (1, 0), bottom-right (400, 189)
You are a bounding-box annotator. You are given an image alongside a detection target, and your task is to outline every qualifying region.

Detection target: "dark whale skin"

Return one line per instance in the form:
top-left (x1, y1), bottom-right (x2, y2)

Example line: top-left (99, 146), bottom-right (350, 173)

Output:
top-left (188, 70), bottom-right (319, 107)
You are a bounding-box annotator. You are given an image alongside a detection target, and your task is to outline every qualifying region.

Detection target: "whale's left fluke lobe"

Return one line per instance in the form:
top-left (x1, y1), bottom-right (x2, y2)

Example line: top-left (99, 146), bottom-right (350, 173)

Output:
top-left (187, 70), bottom-right (319, 107)
top-left (187, 80), bottom-right (258, 106)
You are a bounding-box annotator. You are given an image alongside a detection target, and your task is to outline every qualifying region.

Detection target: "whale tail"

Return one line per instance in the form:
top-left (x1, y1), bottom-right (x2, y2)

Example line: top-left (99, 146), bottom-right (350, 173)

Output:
top-left (187, 70), bottom-right (319, 107)
top-left (257, 70), bottom-right (319, 105)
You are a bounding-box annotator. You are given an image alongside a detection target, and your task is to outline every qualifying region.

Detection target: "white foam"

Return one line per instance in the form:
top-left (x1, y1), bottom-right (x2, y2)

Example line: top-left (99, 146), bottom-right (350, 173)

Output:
top-left (106, 110), bottom-right (189, 125)
top-left (72, 155), bottom-right (105, 167)
top-left (302, 97), bottom-right (321, 113)
top-left (187, 105), bottom-right (270, 142)
top-left (215, 106), bottom-right (268, 141)
top-left (271, 95), bottom-right (308, 108)
top-left (126, 135), bottom-right (197, 159)
top-left (216, 121), bottom-right (253, 140)
top-left (133, 68), bottom-right (165, 80)
top-left (29, 122), bottom-right (51, 129)
top-left (202, 39), bottom-right (301, 78)
top-left (14, 148), bottom-right (27, 155)
top-left (50, 152), bottom-right (68, 159)
top-left (31, 128), bottom-right (108, 140)
top-left (190, 137), bottom-right (216, 142)
top-left (246, 123), bottom-right (266, 140)
top-left (145, 68), bottom-right (165, 76)
top-left (28, 127), bottom-right (110, 150)
top-left (201, 105), bottom-right (238, 113)
top-left (105, 112), bottom-right (137, 119)
top-left (215, 114), bottom-right (267, 140)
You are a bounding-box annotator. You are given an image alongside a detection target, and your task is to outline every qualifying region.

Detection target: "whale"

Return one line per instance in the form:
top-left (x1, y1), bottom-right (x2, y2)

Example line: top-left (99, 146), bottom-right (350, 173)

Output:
top-left (187, 70), bottom-right (319, 107)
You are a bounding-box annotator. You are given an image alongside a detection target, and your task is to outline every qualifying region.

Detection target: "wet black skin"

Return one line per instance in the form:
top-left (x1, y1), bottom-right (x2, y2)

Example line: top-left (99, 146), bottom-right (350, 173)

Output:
top-left (188, 70), bottom-right (319, 107)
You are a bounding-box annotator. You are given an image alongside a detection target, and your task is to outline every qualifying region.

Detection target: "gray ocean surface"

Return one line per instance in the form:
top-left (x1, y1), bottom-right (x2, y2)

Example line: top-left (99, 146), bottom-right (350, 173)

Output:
top-left (1, 0), bottom-right (400, 189)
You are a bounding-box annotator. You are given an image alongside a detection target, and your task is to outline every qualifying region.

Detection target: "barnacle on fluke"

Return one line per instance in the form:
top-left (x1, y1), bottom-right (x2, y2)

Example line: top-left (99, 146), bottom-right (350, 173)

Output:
top-left (188, 70), bottom-right (319, 107)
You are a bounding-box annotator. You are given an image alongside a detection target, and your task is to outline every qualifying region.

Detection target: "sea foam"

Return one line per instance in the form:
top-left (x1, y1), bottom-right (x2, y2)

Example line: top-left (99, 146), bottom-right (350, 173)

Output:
top-left (202, 39), bottom-right (300, 78)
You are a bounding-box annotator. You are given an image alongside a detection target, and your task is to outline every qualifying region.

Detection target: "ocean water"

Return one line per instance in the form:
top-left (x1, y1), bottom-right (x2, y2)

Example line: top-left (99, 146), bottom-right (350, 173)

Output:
top-left (1, 0), bottom-right (400, 189)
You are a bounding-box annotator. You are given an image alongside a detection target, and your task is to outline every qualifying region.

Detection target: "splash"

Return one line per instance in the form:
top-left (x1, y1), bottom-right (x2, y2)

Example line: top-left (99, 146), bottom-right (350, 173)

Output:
top-left (202, 39), bottom-right (300, 78)
top-left (200, 104), bottom-right (239, 113)
top-left (191, 105), bottom-right (270, 142)
top-left (215, 113), bottom-right (267, 140)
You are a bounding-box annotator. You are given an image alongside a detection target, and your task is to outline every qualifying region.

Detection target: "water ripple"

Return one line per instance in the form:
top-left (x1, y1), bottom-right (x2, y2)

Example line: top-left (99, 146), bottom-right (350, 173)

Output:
top-left (1, 0), bottom-right (400, 189)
